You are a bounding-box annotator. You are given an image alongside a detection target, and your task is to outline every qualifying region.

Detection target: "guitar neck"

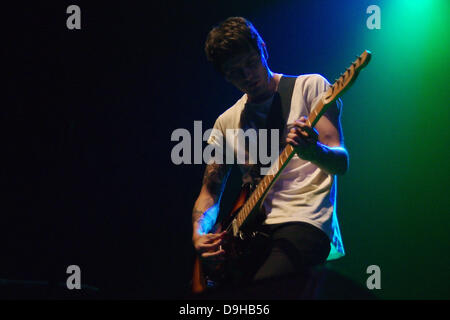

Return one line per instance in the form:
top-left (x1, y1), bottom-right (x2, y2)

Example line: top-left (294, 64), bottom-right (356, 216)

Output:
top-left (232, 98), bottom-right (328, 230)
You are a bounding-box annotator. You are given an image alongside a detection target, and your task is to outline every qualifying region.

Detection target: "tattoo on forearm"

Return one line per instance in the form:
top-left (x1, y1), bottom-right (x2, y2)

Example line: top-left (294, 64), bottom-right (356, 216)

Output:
top-left (192, 208), bottom-right (204, 224)
top-left (192, 164), bottom-right (228, 227)
top-left (202, 163), bottom-right (227, 196)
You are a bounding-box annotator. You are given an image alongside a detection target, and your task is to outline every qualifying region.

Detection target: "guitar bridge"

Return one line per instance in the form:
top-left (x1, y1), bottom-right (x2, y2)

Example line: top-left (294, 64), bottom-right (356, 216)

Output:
top-left (232, 218), bottom-right (239, 237)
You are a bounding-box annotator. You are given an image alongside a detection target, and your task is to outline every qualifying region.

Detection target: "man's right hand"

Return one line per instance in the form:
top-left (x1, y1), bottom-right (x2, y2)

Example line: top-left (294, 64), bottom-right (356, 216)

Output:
top-left (193, 231), bottom-right (227, 260)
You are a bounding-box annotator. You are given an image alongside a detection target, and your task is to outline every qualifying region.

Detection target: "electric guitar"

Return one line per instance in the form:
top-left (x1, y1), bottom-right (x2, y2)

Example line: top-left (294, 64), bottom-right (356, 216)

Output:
top-left (192, 50), bottom-right (372, 293)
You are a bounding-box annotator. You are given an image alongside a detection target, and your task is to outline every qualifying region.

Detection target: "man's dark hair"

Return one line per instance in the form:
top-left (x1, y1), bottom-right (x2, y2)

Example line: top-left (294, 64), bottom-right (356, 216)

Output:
top-left (205, 17), bottom-right (267, 74)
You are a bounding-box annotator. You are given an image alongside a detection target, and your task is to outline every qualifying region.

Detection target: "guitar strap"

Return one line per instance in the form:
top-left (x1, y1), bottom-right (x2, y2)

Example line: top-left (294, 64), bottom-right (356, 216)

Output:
top-left (244, 75), bottom-right (297, 184)
top-left (265, 74), bottom-right (297, 148)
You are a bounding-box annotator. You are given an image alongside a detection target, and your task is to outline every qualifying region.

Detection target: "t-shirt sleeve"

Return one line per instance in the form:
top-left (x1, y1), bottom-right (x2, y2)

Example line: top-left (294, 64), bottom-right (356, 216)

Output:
top-left (305, 74), bottom-right (330, 113)
top-left (304, 74), bottom-right (342, 117)
top-left (207, 117), bottom-right (225, 147)
top-left (205, 116), bottom-right (228, 165)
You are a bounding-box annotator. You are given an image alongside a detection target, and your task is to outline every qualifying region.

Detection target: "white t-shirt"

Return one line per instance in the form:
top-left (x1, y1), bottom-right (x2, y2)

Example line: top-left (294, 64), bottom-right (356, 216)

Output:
top-left (208, 74), bottom-right (345, 260)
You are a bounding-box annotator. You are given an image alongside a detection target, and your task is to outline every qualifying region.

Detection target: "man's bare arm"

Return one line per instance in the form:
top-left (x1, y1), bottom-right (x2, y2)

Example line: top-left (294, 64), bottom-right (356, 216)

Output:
top-left (287, 101), bottom-right (349, 175)
top-left (192, 163), bottom-right (230, 259)
top-left (192, 163), bottom-right (230, 238)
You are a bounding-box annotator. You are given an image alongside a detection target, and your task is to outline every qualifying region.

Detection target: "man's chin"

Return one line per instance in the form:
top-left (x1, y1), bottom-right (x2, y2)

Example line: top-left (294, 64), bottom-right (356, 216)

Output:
top-left (247, 86), bottom-right (262, 96)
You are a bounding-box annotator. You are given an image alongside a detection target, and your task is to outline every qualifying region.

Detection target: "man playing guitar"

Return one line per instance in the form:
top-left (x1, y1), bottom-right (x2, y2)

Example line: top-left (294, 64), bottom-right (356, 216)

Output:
top-left (192, 17), bottom-right (349, 297)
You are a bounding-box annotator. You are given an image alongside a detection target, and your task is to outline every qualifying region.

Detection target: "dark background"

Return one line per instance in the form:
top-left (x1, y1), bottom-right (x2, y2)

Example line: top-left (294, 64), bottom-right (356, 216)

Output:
top-left (2, 1), bottom-right (449, 299)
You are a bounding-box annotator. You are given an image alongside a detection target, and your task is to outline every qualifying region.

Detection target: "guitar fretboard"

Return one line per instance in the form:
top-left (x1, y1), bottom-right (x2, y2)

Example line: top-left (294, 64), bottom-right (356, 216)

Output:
top-left (231, 98), bottom-right (327, 230)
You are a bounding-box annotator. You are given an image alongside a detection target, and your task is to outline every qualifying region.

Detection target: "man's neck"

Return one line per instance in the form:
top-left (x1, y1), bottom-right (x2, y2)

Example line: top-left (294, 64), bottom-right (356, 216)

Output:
top-left (247, 72), bottom-right (281, 104)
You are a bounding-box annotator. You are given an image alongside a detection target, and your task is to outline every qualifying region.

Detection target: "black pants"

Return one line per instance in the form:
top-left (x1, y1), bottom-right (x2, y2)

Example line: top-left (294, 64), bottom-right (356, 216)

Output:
top-left (247, 221), bottom-right (331, 281)
top-left (223, 221), bottom-right (331, 299)
top-left (195, 222), bottom-right (331, 300)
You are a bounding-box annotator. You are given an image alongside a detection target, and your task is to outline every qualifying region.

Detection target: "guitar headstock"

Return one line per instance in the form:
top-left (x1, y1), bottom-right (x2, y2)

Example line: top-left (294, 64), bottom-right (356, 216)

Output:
top-left (322, 50), bottom-right (372, 105)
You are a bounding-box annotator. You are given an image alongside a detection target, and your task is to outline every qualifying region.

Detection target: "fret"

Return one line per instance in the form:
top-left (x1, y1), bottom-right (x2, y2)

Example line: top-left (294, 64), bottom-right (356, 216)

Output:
top-left (310, 101), bottom-right (324, 127)
top-left (243, 206), bottom-right (248, 217)
top-left (313, 110), bottom-right (318, 124)
top-left (239, 209), bottom-right (245, 221)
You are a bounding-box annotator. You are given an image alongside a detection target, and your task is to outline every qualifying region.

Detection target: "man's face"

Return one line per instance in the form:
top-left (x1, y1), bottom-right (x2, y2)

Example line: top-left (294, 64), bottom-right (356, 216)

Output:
top-left (222, 48), bottom-right (270, 99)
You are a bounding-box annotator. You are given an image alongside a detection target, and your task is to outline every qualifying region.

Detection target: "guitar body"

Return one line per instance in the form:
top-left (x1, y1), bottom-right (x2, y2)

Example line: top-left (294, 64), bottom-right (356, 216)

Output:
top-left (192, 183), bottom-right (267, 293)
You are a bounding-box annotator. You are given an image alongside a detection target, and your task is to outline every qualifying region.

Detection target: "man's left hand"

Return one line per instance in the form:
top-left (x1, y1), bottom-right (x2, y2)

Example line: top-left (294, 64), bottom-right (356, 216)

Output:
top-left (286, 116), bottom-right (319, 161)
